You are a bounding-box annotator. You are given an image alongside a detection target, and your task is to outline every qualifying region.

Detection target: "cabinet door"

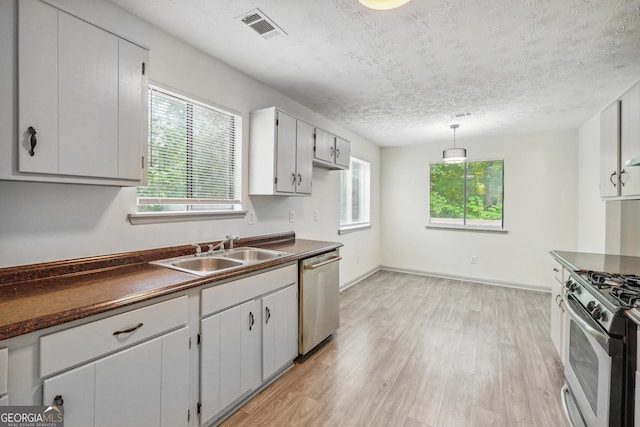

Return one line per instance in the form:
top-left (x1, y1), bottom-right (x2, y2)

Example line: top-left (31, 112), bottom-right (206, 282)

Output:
top-left (275, 112), bottom-right (297, 193)
top-left (600, 100), bottom-right (621, 197)
top-left (201, 300), bottom-right (261, 424)
top-left (314, 129), bottom-right (335, 163)
top-left (621, 82), bottom-right (640, 196)
top-left (18, 0), bottom-right (59, 174)
top-left (219, 300), bottom-right (260, 409)
top-left (296, 121), bottom-right (314, 194)
top-left (118, 39), bottom-right (148, 182)
top-left (200, 314), bottom-right (221, 423)
top-left (43, 363), bottom-right (96, 427)
top-left (58, 12), bottom-right (119, 179)
top-left (335, 137), bottom-right (351, 169)
top-left (550, 274), bottom-right (564, 359)
top-left (262, 285), bottom-right (298, 380)
top-left (94, 339), bottom-right (161, 427)
top-left (43, 328), bottom-right (189, 427)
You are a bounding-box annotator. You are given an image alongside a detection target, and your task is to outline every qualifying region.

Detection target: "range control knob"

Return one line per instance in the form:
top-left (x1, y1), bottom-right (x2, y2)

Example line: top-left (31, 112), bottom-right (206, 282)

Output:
top-left (565, 279), bottom-right (579, 292)
top-left (591, 307), bottom-right (603, 321)
top-left (586, 301), bottom-right (596, 311)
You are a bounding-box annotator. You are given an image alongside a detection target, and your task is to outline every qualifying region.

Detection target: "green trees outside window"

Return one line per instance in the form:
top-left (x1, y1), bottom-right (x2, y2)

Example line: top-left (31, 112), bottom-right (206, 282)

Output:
top-left (430, 160), bottom-right (503, 228)
top-left (137, 87), bottom-right (241, 212)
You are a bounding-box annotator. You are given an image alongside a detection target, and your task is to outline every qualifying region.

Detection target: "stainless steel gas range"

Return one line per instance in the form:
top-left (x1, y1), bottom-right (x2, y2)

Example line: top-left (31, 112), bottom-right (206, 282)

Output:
top-left (562, 270), bottom-right (638, 427)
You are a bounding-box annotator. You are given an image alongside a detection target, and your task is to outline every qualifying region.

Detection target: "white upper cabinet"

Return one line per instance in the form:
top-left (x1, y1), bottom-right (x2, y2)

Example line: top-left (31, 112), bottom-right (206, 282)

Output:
top-left (600, 81), bottom-right (640, 199)
top-left (313, 128), bottom-right (350, 170)
top-left (600, 100), bottom-right (621, 198)
top-left (249, 107), bottom-right (313, 196)
top-left (314, 128), bottom-right (335, 164)
top-left (17, 0), bottom-right (148, 186)
top-left (620, 82), bottom-right (640, 196)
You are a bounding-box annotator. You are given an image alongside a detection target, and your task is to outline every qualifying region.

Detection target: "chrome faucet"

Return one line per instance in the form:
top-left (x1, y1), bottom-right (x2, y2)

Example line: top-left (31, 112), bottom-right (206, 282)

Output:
top-left (226, 235), bottom-right (239, 249)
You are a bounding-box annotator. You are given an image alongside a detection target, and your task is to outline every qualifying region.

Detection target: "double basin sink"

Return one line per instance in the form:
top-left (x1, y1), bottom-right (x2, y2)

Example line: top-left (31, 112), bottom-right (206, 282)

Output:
top-left (151, 247), bottom-right (289, 277)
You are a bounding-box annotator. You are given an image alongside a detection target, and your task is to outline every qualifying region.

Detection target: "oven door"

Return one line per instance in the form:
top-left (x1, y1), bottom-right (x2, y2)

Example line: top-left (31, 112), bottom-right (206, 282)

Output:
top-left (563, 293), bottom-right (613, 427)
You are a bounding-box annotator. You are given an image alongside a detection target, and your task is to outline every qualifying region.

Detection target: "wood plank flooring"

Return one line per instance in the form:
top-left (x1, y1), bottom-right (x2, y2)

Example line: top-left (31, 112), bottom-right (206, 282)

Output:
top-left (221, 271), bottom-right (567, 427)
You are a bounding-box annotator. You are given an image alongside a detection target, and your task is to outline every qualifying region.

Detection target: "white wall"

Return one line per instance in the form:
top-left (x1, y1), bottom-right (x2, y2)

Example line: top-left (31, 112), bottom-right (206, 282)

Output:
top-left (576, 115), bottom-right (606, 253)
top-left (0, 0), bottom-right (381, 287)
top-left (380, 130), bottom-right (579, 290)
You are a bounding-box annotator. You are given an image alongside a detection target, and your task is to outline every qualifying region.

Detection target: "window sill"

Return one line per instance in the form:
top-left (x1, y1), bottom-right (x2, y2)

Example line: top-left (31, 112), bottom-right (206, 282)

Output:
top-left (426, 224), bottom-right (508, 234)
top-left (338, 223), bottom-right (371, 235)
top-left (128, 210), bottom-right (247, 225)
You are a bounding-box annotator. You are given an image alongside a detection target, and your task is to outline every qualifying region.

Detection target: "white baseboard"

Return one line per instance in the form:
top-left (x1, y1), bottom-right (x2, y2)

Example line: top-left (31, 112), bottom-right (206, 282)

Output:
top-left (373, 265), bottom-right (550, 293)
top-left (339, 267), bottom-right (381, 292)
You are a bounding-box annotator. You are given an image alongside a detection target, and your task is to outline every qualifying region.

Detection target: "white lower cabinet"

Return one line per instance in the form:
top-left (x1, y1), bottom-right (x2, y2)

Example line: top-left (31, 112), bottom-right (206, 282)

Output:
top-left (200, 300), bottom-right (261, 422)
top-left (0, 347), bottom-right (7, 405)
top-left (43, 326), bottom-right (190, 427)
top-left (550, 261), bottom-right (565, 361)
top-left (262, 285), bottom-right (298, 381)
top-left (199, 265), bottom-right (298, 425)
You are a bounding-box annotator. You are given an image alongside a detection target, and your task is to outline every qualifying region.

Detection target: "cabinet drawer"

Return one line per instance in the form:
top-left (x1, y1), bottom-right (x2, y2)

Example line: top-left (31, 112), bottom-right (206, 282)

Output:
top-left (201, 264), bottom-right (297, 317)
top-left (40, 296), bottom-right (188, 377)
top-left (552, 261), bottom-right (564, 286)
top-left (0, 348), bottom-right (7, 396)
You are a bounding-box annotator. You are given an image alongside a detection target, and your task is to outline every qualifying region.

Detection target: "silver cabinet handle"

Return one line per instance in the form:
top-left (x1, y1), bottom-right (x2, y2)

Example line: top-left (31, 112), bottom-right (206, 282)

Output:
top-left (303, 255), bottom-right (342, 270)
top-left (336, 148), bottom-right (340, 159)
top-left (553, 267), bottom-right (559, 272)
top-left (297, 174), bottom-right (302, 185)
top-left (620, 169), bottom-right (627, 187)
top-left (291, 173), bottom-right (296, 185)
top-left (609, 171), bottom-right (617, 187)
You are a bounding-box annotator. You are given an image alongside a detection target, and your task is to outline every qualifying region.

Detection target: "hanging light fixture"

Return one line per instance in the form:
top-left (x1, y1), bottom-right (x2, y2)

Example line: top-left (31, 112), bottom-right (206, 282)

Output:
top-left (358, 0), bottom-right (411, 10)
top-left (443, 124), bottom-right (467, 164)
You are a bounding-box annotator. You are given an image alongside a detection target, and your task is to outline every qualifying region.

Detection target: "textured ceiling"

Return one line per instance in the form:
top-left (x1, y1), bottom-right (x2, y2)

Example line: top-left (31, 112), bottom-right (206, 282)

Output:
top-left (110, 0), bottom-right (640, 147)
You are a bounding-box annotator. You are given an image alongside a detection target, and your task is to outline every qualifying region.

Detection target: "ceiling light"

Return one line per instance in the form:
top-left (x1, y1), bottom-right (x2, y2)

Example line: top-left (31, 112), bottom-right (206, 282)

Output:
top-left (443, 124), bottom-right (467, 164)
top-left (358, 0), bottom-right (411, 10)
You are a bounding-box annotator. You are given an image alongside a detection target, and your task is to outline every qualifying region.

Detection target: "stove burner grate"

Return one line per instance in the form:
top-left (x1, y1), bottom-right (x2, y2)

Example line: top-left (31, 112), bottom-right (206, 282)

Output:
top-left (611, 287), bottom-right (640, 307)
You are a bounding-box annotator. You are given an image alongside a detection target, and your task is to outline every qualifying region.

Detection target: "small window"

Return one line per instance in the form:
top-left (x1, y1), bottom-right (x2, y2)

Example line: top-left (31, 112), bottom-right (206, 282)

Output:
top-left (137, 86), bottom-right (242, 213)
top-left (340, 157), bottom-right (371, 232)
top-left (429, 160), bottom-right (504, 230)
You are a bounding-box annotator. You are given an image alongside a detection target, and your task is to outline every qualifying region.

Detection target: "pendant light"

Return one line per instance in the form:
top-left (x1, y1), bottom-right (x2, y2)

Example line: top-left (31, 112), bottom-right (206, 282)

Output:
top-left (443, 124), bottom-right (467, 164)
top-left (358, 0), bottom-right (411, 10)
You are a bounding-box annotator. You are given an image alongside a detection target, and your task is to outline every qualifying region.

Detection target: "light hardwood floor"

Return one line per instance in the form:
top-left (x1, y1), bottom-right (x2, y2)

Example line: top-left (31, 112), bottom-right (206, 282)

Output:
top-left (221, 271), bottom-right (567, 427)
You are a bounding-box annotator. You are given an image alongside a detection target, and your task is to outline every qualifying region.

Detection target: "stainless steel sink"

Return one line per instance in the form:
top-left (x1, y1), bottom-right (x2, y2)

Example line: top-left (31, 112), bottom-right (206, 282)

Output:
top-left (171, 257), bottom-right (243, 272)
top-left (151, 247), bottom-right (288, 277)
top-left (222, 247), bottom-right (287, 262)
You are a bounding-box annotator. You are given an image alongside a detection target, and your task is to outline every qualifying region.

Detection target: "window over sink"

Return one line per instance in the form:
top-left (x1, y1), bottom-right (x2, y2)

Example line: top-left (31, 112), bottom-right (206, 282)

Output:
top-left (130, 86), bottom-right (243, 224)
top-left (429, 159), bottom-right (504, 231)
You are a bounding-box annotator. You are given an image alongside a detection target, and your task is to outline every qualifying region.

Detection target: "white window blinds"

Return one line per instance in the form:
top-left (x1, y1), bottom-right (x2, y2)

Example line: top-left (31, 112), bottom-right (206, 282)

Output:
top-left (137, 87), bottom-right (241, 210)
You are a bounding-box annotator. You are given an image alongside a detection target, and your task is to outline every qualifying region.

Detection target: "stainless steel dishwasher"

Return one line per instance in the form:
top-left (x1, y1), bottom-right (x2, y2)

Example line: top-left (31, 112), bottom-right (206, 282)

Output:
top-left (299, 250), bottom-right (341, 355)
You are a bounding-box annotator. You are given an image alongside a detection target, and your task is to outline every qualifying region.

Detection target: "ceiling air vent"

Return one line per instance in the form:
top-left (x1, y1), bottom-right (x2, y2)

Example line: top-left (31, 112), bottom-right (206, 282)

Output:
top-left (451, 112), bottom-right (472, 120)
top-left (238, 9), bottom-right (287, 40)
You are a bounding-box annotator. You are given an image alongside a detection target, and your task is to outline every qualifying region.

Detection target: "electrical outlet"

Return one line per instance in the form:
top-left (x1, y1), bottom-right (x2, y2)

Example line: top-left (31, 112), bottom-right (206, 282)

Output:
top-left (314, 210), bottom-right (320, 221)
top-left (247, 211), bottom-right (255, 225)
top-left (289, 210), bottom-right (295, 223)
top-left (471, 256), bottom-right (477, 264)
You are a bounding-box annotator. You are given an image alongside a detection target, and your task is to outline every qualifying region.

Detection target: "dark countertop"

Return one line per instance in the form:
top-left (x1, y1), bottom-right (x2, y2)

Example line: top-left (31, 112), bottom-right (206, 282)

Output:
top-left (0, 233), bottom-right (341, 341)
top-left (550, 250), bottom-right (640, 326)
top-left (550, 250), bottom-right (640, 275)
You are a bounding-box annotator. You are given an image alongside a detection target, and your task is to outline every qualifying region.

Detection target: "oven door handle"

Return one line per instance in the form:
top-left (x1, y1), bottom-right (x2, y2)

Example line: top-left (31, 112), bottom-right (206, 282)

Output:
top-left (564, 294), bottom-right (609, 345)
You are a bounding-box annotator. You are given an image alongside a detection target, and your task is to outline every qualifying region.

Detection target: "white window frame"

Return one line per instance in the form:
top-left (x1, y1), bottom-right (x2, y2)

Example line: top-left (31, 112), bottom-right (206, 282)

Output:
top-left (339, 157), bottom-right (371, 234)
top-left (427, 159), bottom-right (506, 233)
top-left (128, 85), bottom-right (245, 225)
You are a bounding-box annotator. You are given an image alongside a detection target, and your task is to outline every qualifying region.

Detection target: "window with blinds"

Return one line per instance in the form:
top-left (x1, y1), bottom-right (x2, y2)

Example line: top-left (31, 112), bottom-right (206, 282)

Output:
top-left (137, 87), bottom-right (242, 212)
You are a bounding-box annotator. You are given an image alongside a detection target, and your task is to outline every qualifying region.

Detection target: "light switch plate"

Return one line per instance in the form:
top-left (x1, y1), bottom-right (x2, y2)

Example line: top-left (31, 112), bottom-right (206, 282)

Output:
top-left (289, 210), bottom-right (295, 223)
